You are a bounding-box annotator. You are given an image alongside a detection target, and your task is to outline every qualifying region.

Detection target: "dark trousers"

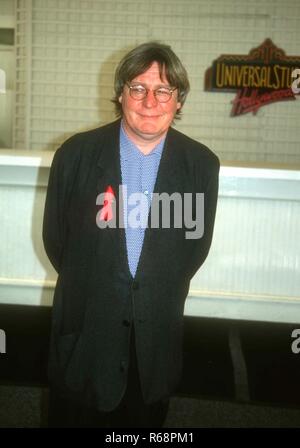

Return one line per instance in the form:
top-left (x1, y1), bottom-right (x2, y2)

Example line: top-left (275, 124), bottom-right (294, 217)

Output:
top-left (48, 326), bottom-right (170, 428)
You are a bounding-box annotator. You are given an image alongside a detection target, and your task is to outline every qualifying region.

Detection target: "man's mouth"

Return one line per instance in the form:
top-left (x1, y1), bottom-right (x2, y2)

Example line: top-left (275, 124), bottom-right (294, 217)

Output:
top-left (139, 114), bottom-right (162, 118)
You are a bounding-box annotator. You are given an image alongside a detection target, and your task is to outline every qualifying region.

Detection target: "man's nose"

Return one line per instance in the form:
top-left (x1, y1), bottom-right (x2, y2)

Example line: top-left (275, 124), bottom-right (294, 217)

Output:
top-left (143, 90), bottom-right (158, 108)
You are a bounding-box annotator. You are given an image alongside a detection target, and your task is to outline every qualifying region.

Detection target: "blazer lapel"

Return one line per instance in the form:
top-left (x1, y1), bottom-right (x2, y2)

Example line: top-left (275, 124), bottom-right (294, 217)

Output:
top-left (96, 120), bottom-right (122, 192)
top-left (135, 128), bottom-right (186, 278)
top-left (95, 120), bottom-right (129, 274)
top-left (152, 128), bottom-right (183, 195)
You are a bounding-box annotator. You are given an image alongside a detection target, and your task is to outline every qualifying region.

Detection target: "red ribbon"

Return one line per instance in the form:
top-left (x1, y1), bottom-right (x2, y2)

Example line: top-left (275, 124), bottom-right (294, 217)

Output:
top-left (99, 185), bottom-right (115, 221)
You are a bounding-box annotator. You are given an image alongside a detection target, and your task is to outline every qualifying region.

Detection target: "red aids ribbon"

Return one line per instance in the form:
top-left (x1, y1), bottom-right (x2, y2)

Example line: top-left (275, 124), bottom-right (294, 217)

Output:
top-left (99, 185), bottom-right (115, 221)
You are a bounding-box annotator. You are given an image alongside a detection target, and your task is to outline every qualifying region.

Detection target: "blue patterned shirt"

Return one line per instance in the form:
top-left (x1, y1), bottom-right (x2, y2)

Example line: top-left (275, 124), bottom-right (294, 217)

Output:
top-left (120, 122), bottom-right (165, 277)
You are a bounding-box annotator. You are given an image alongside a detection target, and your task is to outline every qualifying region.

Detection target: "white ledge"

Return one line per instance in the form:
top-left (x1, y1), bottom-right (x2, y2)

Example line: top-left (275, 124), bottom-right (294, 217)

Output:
top-left (0, 150), bottom-right (54, 168)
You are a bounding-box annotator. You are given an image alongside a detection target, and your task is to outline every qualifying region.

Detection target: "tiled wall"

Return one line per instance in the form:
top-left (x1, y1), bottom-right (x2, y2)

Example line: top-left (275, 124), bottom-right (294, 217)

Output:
top-left (14, 0), bottom-right (300, 164)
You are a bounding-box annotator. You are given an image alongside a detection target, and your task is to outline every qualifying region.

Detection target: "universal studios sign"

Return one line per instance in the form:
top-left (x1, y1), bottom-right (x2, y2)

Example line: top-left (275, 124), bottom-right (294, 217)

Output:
top-left (205, 39), bottom-right (300, 116)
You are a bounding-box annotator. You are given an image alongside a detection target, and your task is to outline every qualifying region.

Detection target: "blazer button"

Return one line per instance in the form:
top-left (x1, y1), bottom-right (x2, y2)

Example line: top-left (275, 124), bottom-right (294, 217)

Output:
top-left (132, 281), bottom-right (139, 290)
top-left (120, 360), bottom-right (126, 372)
top-left (122, 319), bottom-right (131, 327)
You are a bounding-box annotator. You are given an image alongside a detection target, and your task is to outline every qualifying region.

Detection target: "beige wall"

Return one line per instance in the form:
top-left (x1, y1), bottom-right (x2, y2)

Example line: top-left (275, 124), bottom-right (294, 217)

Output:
top-left (6, 0), bottom-right (300, 163)
top-left (0, 0), bottom-right (15, 147)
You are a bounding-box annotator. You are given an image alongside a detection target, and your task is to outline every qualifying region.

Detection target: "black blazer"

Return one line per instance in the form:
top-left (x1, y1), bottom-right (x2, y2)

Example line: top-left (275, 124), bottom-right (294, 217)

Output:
top-left (43, 118), bottom-right (220, 411)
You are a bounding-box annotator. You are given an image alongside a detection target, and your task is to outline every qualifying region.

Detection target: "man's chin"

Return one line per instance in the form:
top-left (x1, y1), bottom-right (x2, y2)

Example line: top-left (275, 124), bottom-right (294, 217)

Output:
top-left (136, 124), bottom-right (165, 137)
top-left (122, 119), bottom-right (167, 143)
top-left (137, 129), bottom-right (164, 141)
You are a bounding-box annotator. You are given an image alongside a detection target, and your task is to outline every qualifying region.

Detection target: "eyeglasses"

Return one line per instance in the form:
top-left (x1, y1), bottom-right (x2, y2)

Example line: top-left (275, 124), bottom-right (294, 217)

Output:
top-left (126, 83), bottom-right (177, 103)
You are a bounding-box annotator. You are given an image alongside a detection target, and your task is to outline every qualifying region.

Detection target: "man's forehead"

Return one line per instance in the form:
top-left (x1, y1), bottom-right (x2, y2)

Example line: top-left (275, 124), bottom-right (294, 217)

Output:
top-left (131, 61), bottom-right (168, 83)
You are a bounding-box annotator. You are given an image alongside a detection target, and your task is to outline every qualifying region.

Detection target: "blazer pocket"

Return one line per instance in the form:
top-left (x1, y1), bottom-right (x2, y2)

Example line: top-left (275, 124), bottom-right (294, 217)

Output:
top-left (64, 333), bottom-right (86, 391)
top-left (56, 332), bottom-right (80, 371)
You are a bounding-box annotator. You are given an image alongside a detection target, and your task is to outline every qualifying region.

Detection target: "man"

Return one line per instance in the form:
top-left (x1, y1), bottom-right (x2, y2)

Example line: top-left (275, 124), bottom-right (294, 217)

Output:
top-left (43, 42), bottom-right (219, 427)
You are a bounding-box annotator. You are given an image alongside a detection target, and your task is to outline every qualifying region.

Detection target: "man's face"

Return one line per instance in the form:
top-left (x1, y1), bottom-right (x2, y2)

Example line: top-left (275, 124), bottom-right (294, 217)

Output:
top-left (119, 62), bottom-right (181, 146)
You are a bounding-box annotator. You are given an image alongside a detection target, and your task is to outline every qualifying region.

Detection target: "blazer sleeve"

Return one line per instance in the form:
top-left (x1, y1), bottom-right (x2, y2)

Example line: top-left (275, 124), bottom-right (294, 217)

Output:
top-left (42, 141), bottom-right (80, 273)
top-left (188, 153), bottom-right (220, 279)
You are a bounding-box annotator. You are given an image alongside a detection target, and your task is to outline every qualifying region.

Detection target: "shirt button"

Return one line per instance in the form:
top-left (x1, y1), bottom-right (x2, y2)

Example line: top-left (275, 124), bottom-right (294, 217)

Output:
top-left (144, 190), bottom-right (149, 195)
